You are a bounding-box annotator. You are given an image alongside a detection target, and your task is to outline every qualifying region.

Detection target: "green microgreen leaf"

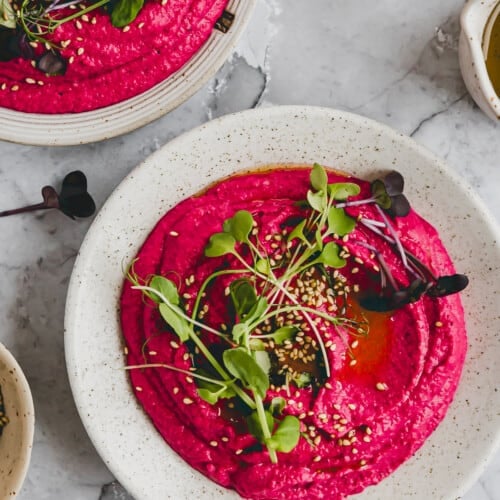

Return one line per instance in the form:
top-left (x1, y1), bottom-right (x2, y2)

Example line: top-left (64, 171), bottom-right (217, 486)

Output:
top-left (269, 397), bottom-right (286, 416)
top-left (310, 163), bottom-right (328, 192)
top-left (288, 219), bottom-right (309, 245)
top-left (231, 323), bottom-right (248, 343)
top-left (223, 210), bottom-right (254, 243)
top-left (245, 297), bottom-right (268, 325)
top-left (307, 189), bottom-right (326, 212)
top-left (267, 415), bottom-right (301, 452)
top-left (205, 232), bottom-right (236, 257)
top-left (268, 326), bottom-right (298, 344)
top-left (230, 279), bottom-right (257, 320)
top-left (327, 206), bottom-right (356, 236)
top-left (223, 348), bottom-right (269, 399)
top-left (255, 258), bottom-right (272, 275)
top-left (316, 242), bottom-right (346, 268)
top-left (158, 303), bottom-right (190, 342)
top-left (327, 182), bottom-right (361, 200)
top-left (149, 276), bottom-right (180, 305)
top-left (197, 381), bottom-right (236, 404)
top-left (111, 0), bottom-right (144, 27)
top-left (249, 338), bottom-right (266, 351)
top-left (247, 410), bottom-right (275, 443)
top-left (254, 351), bottom-right (271, 376)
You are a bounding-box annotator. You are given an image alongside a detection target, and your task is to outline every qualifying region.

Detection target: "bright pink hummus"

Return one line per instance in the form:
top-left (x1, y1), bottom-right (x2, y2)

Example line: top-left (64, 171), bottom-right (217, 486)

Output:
top-left (0, 0), bottom-right (228, 113)
top-left (120, 168), bottom-right (467, 499)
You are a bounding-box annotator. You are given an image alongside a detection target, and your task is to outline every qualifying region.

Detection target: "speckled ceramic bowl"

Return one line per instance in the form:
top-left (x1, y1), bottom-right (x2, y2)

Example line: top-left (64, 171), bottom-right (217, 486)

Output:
top-left (65, 106), bottom-right (500, 500)
top-left (0, 342), bottom-right (35, 499)
top-left (0, 0), bottom-right (256, 146)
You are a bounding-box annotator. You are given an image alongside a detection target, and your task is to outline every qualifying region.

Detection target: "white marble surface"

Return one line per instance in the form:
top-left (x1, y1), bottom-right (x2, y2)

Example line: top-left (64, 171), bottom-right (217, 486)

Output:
top-left (0, 0), bottom-right (498, 499)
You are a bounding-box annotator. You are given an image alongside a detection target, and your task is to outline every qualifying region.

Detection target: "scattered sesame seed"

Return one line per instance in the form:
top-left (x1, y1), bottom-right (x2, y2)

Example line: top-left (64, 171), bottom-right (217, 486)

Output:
top-left (170, 340), bottom-right (180, 349)
top-left (313, 435), bottom-right (321, 445)
top-left (435, 321), bottom-right (443, 327)
top-left (209, 440), bottom-right (218, 447)
top-left (186, 376), bottom-right (193, 384)
top-left (135, 386), bottom-right (143, 392)
top-left (352, 448), bottom-right (359, 455)
top-left (37, 80), bottom-right (44, 86)
top-left (69, 56), bottom-right (75, 64)
top-left (235, 449), bottom-right (243, 455)
top-left (173, 387), bottom-right (179, 394)
top-left (351, 340), bottom-right (359, 349)
top-left (182, 293), bottom-right (191, 299)
top-left (123, 346), bottom-right (129, 355)
top-left (183, 397), bottom-right (194, 405)
top-left (10, 85), bottom-right (18, 91)
top-left (77, 47), bottom-right (84, 56)
top-left (81, 14), bottom-right (89, 21)
top-left (348, 403), bottom-right (357, 410)
top-left (75, 19), bottom-right (82, 29)
top-left (138, 22), bottom-right (145, 28)
top-left (349, 359), bottom-right (357, 367)
top-left (376, 382), bottom-right (388, 391)
top-left (363, 435), bottom-right (371, 443)
top-left (169, 230), bottom-right (179, 236)
top-left (91, 16), bottom-right (97, 24)
top-left (325, 382), bottom-right (333, 389)
top-left (149, 350), bottom-right (157, 356)
top-left (123, 25), bottom-right (130, 32)
top-left (25, 77), bottom-right (36, 84)
top-left (313, 456), bottom-right (321, 462)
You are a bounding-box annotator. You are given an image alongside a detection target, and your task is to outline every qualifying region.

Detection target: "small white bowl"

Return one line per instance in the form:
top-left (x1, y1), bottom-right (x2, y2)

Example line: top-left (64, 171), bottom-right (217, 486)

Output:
top-left (0, 342), bottom-right (35, 499)
top-left (459, 0), bottom-right (500, 121)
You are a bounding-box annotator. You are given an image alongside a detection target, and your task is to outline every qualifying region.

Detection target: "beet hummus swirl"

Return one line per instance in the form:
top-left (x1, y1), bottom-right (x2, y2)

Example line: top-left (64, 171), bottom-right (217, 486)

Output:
top-left (0, 0), bottom-right (228, 113)
top-left (120, 166), bottom-right (468, 500)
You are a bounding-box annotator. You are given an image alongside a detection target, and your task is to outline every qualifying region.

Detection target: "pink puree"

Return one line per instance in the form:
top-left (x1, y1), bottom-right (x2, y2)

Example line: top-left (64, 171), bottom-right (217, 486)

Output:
top-left (120, 168), bottom-right (467, 499)
top-left (0, 0), bottom-right (228, 113)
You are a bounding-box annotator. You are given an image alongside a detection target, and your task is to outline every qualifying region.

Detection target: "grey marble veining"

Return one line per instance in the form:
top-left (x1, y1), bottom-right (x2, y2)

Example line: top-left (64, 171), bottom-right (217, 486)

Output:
top-left (0, 0), bottom-right (498, 499)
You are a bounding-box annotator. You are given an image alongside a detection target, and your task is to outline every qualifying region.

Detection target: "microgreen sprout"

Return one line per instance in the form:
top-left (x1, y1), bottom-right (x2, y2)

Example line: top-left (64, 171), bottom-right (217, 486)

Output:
top-left (0, 170), bottom-right (95, 219)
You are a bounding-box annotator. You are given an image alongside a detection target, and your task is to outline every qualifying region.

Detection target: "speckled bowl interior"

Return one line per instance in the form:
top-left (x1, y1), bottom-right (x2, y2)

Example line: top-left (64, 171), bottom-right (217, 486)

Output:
top-left (0, 342), bottom-right (35, 499)
top-left (0, 0), bottom-right (256, 146)
top-left (65, 106), bottom-right (500, 500)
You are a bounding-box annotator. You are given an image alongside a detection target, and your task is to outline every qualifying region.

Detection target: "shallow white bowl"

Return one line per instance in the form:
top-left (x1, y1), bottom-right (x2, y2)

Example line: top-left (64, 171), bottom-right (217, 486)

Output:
top-left (0, 0), bottom-right (256, 146)
top-left (0, 342), bottom-right (35, 499)
top-left (65, 106), bottom-right (500, 500)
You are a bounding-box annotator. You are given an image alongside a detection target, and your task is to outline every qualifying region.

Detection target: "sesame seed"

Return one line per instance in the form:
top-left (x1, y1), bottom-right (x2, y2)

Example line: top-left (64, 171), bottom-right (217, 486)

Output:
top-left (363, 435), bottom-right (371, 442)
top-left (123, 25), bottom-right (130, 32)
top-left (161, 0), bottom-right (168, 4)
top-left (235, 449), bottom-right (243, 455)
top-left (149, 350), bottom-right (157, 356)
top-left (69, 56), bottom-right (75, 64)
top-left (349, 359), bottom-right (357, 367)
top-left (348, 403), bottom-right (357, 410)
top-left (182, 293), bottom-right (191, 299)
top-left (376, 382), bottom-right (388, 391)
top-left (342, 439), bottom-right (351, 446)
top-left (325, 382), bottom-right (333, 389)
top-left (11, 85), bottom-right (19, 91)
top-left (77, 47), bottom-right (84, 56)
top-left (91, 16), bottom-right (97, 24)
top-left (123, 346), bottom-right (129, 355)
top-left (339, 418), bottom-right (348, 425)
top-left (186, 376), bottom-right (193, 383)
top-left (183, 397), bottom-right (194, 405)
top-left (352, 448), bottom-right (359, 454)
top-left (435, 321), bottom-right (443, 327)
top-left (318, 413), bottom-right (327, 420)
top-left (37, 80), bottom-right (44, 86)
top-left (75, 20), bottom-right (82, 29)
top-left (169, 230), bottom-right (179, 236)
top-left (351, 267), bottom-right (359, 274)
top-left (170, 340), bottom-right (180, 349)
top-left (135, 386), bottom-right (143, 392)
top-left (173, 387), bottom-right (179, 394)
top-left (138, 22), bottom-right (145, 28)
top-left (81, 14), bottom-right (89, 21)
top-left (313, 456), bottom-right (321, 462)
top-left (351, 340), bottom-right (359, 349)
top-left (313, 435), bottom-right (321, 445)
top-left (209, 440), bottom-right (218, 447)
top-left (25, 77), bottom-right (36, 84)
